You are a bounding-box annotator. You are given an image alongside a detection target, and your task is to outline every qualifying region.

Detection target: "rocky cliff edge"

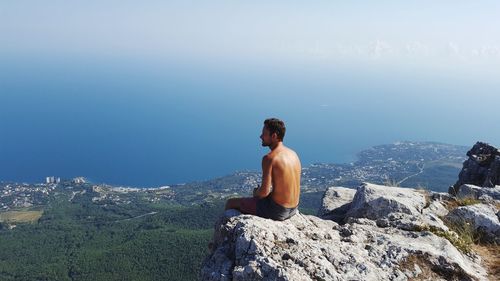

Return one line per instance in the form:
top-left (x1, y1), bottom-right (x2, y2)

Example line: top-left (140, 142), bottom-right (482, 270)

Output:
top-left (201, 182), bottom-right (500, 281)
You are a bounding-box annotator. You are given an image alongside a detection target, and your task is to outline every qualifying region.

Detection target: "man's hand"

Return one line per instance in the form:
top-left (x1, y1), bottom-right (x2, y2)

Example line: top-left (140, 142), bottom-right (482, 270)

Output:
top-left (253, 185), bottom-right (260, 197)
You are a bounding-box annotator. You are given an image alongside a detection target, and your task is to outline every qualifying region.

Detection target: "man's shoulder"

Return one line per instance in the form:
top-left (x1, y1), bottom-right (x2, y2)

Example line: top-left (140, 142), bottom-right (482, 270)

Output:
top-left (285, 146), bottom-right (298, 155)
top-left (263, 149), bottom-right (282, 160)
top-left (262, 154), bottom-right (274, 164)
top-left (282, 146), bottom-right (299, 159)
top-left (264, 149), bottom-right (297, 162)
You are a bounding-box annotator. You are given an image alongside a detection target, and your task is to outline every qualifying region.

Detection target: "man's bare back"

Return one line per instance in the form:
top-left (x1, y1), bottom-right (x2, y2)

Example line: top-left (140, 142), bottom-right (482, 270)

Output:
top-left (262, 144), bottom-right (301, 208)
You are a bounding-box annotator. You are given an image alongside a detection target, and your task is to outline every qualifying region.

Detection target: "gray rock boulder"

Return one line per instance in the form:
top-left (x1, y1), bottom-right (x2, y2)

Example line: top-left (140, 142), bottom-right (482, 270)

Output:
top-left (484, 156), bottom-right (500, 187)
top-left (423, 200), bottom-right (449, 217)
top-left (445, 203), bottom-right (500, 244)
top-left (450, 142), bottom-right (500, 194)
top-left (317, 186), bottom-right (356, 223)
top-left (345, 183), bottom-right (427, 220)
top-left (454, 184), bottom-right (500, 201)
top-left (201, 210), bottom-right (487, 281)
top-left (319, 183), bottom-right (451, 232)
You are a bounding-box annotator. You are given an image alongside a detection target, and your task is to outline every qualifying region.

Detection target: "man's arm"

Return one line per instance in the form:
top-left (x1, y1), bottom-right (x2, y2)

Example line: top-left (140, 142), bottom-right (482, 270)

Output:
top-left (254, 155), bottom-right (272, 198)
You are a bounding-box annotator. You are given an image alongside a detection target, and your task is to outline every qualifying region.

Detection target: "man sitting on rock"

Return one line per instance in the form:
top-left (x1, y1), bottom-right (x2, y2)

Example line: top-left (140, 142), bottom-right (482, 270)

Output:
top-left (224, 118), bottom-right (301, 221)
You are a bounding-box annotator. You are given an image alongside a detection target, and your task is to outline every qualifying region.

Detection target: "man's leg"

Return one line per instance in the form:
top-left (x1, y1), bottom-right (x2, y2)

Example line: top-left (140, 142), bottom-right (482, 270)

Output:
top-left (225, 198), bottom-right (241, 210)
top-left (225, 197), bottom-right (257, 215)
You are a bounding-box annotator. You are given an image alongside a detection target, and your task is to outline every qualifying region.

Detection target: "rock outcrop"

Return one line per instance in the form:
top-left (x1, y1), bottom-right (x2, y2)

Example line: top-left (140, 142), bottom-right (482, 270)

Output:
top-left (316, 187), bottom-right (356, 223)
top-left (201, 183), bottom-right (494, 281)
top-left (445, 203), bottom-right (500, 244)
top-left (345, 183), bottom-right (426, 219)
top-left (453, 184), bottom-right (500, 201)
top-left (450, 142), bottom-right (500, 195)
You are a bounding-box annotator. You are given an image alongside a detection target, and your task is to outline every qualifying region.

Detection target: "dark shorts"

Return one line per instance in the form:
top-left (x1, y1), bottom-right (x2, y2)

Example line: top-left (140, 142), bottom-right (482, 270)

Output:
top-left (239, 196), bottom-right (298, 221)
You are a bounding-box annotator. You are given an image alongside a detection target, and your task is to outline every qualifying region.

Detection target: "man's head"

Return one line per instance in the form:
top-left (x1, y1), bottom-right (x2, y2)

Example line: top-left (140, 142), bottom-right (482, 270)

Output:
top-left (261, 118), bottom-right (286, 147)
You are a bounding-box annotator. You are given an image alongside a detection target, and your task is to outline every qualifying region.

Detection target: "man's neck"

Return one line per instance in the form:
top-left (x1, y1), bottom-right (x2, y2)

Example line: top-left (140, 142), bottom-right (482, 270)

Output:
top-left (269, 141), bottom-right (283, 151)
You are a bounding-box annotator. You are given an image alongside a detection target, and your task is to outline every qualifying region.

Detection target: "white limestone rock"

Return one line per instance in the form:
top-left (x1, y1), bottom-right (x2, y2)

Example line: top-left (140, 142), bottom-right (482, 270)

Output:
top-left (317, 187), bottom-right (356, 223)
top-left (423, 200), bottom-right (449, 217)
top-left (201, 182), bottom-right (499, 280)
top-left (201, 210), bottom-right (487, 281)
top-left (445, 203), bottom-right (500, 244)
top-left (456, 184), bottom-right (500, 201)
top-left (345, 183), bottom-right (427, 220)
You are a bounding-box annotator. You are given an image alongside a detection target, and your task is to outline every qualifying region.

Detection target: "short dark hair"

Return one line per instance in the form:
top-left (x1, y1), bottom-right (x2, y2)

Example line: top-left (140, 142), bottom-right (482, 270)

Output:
top-left (264, 118), bottom-right (286, 141)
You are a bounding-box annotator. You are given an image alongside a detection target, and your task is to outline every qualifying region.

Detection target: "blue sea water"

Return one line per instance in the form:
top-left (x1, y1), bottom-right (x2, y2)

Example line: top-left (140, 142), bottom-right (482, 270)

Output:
top-left (1, 55), bottom-right (499, 187)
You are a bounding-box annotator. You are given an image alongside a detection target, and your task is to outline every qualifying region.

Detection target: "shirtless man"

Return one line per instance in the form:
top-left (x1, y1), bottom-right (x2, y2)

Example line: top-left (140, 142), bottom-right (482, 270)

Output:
top-left (224, 118), bottom-right (301, 221)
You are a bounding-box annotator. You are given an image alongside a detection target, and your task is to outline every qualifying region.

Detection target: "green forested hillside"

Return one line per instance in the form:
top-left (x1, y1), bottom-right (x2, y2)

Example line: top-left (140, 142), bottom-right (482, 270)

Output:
top-left (0, 194), bottom-right (222, 281)
top-left (0, 187), bottom-right (321, 281)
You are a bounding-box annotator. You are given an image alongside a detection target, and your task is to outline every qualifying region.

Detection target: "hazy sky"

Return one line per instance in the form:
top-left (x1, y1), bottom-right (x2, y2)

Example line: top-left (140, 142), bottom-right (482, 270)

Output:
top-left (2, 1), bottom-right (499, 70)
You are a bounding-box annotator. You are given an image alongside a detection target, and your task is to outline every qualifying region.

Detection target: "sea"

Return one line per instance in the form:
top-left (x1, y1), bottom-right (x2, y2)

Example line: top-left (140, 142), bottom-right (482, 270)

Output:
top-left (1, 54), bottom-right (499, 187)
